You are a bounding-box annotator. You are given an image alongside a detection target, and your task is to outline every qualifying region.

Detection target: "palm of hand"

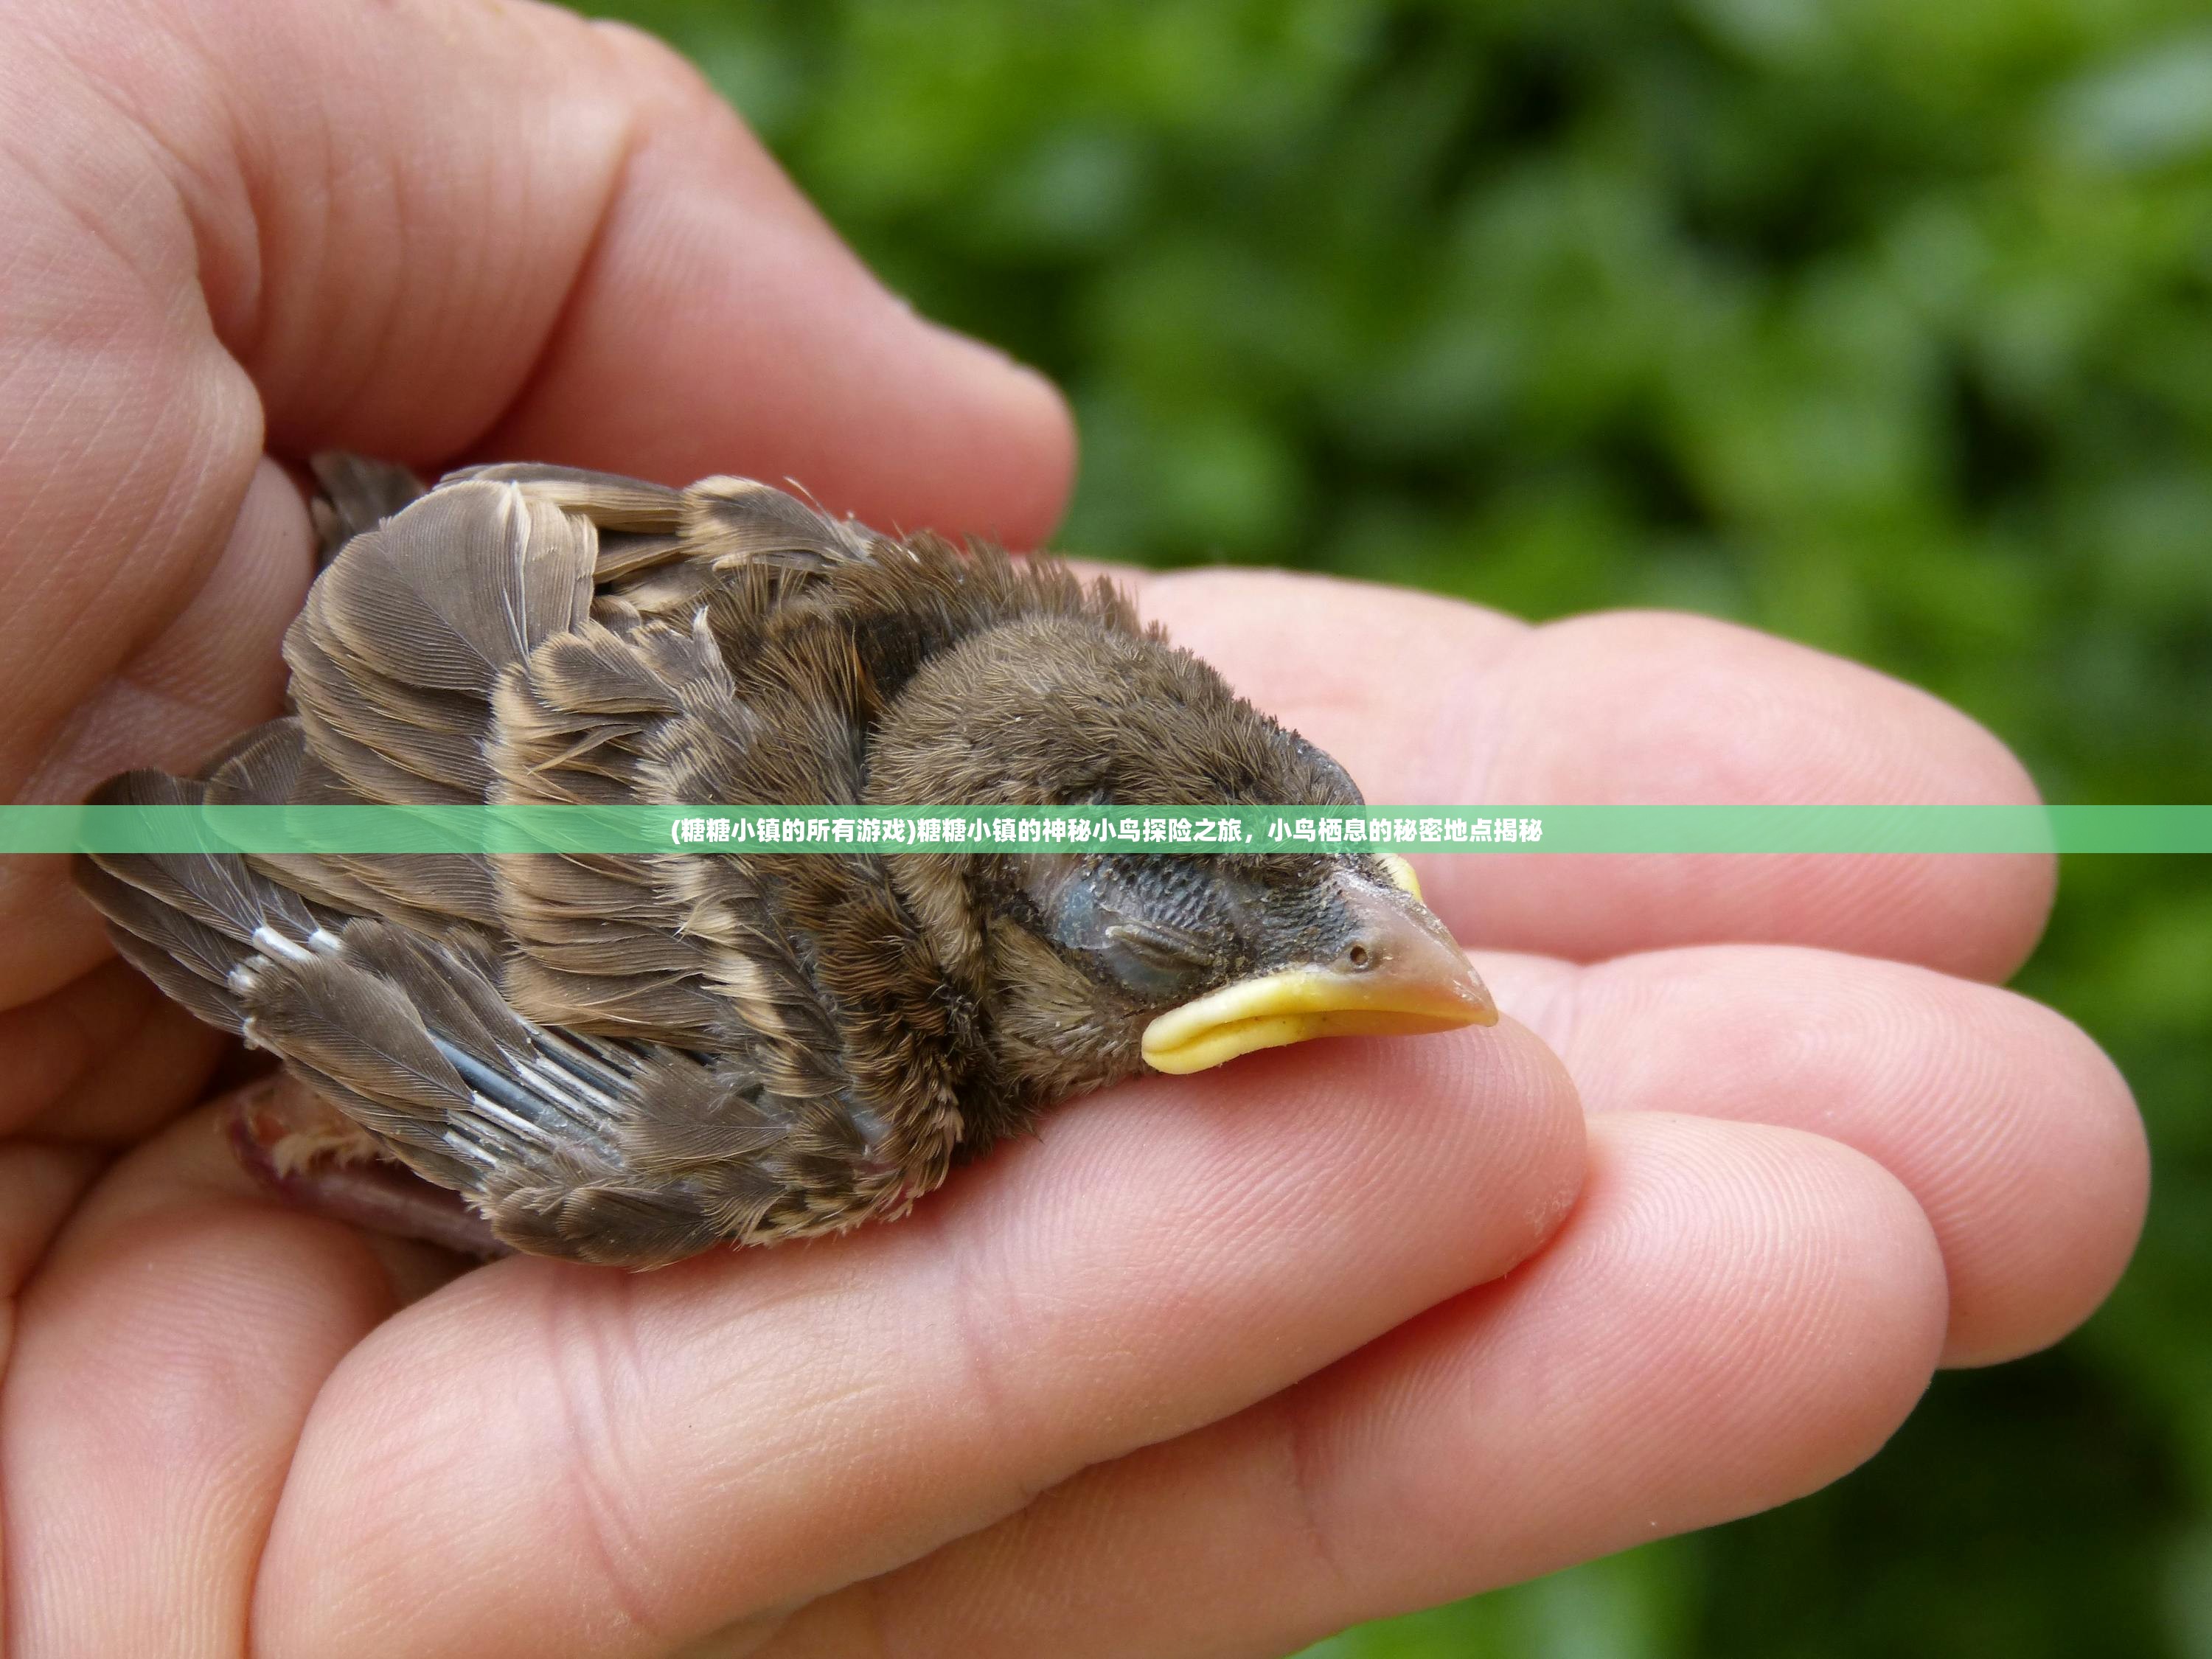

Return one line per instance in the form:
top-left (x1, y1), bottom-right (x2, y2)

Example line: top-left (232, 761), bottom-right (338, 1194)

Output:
top-left (0, 4), bottom-right (2145, 1655)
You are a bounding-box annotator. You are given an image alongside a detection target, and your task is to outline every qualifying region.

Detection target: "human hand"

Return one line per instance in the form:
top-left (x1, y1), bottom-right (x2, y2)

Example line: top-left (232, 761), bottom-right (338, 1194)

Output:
top-left (0, 3), bottom-right (2146, 1655)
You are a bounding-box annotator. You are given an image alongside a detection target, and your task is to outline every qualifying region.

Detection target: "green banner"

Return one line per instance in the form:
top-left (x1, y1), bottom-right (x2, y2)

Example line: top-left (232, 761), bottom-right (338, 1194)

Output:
top-left (6, 803), bottom-right (2212, 855)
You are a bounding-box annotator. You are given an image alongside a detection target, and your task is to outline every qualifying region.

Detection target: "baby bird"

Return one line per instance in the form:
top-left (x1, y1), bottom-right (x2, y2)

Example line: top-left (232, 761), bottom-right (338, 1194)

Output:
top-left (75, 459), bottom-right (1495, 1267)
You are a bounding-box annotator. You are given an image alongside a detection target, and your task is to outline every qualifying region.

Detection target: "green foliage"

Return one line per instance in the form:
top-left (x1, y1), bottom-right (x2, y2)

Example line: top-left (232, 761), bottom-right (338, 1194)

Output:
top-left (582, 1), bottom-right (2212, 1652)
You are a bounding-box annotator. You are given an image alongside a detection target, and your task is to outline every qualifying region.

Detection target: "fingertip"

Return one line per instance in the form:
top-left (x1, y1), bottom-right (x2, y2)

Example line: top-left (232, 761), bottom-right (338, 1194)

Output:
top-left (1937, 1000), bottom-right (2148, 1368)
top-left (1574, 1113), bottom-right (1947, 1503)
top-left (1124, 1013), bottom-right (1587, 1276)
top-left (1458, 609), bottom-right (2059, 979)
top-left (1460, 1015), bottom-right (1589, 1258)
top-left (470, 15), bottom-right (1079, 544)
top-left (891, 318), bottom-right (1079, 549)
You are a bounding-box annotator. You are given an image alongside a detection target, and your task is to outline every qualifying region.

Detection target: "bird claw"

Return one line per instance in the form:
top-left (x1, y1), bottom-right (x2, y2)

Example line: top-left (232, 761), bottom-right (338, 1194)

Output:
top-left (224, 1074), bottom-right (511, 1262)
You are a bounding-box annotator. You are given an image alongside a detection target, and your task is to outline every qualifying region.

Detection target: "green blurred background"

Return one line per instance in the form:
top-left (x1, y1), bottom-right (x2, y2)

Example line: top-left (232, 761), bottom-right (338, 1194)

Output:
top-left (580, 2), bottom-right (2211, 1652)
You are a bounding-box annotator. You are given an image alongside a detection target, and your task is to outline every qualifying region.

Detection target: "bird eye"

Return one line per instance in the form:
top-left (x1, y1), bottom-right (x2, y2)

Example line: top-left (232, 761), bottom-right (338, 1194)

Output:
top-left (1105, 919), bottom-right (1218, 973)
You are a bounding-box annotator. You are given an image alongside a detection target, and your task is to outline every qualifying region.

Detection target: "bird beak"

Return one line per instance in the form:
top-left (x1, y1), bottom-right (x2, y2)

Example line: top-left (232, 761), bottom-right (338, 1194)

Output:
top-left (1140, 866), bottom-right (1498, 1074)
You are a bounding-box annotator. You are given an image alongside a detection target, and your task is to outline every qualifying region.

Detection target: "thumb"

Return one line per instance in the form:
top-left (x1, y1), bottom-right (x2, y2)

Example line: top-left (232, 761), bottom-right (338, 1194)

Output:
top-left (27, 0), bottom-right (1074, 538)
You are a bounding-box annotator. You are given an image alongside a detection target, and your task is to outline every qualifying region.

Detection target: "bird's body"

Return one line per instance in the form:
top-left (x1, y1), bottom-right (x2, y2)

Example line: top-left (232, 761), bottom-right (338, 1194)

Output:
top-left (77, 461), bottom-right (1493, 1266)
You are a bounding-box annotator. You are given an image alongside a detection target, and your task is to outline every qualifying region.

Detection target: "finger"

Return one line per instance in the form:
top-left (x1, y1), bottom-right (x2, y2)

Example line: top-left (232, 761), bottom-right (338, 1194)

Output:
top-left (0, 1141), bottom-right (106, 1363)
top-left (0, 1091), bottom-right (400, 1656)
top-left (759, 1113), bottom-right (1947, 1659)
top-left (1130, 571), bottom-right (2051, 981)
top-left (0, 458), bottom-right (310, 1006)
top-left (0, 959), bottom-right (227, 1143)
top-left (254, 1023), bottom-right (1585, 1658)
top-left (1470, 944), bottom-right (2146, 1367)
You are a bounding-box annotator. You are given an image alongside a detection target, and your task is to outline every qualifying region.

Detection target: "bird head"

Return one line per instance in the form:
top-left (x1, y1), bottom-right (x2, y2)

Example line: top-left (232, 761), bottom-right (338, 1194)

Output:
top-left (863, 609), bottom-right (1498, 1102)
top-left (1017, 844), bottom-right (1496, 1074)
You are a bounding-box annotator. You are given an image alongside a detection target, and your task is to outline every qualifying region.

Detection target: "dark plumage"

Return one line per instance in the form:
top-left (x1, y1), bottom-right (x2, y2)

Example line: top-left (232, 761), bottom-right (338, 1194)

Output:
top-left (75, 459), bottom-right (1495, 1267)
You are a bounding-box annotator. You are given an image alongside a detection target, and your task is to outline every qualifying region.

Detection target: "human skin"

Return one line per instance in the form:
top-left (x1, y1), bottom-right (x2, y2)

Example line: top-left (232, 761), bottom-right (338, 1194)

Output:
top-left (0, 2), bottom-right (2148, 1655)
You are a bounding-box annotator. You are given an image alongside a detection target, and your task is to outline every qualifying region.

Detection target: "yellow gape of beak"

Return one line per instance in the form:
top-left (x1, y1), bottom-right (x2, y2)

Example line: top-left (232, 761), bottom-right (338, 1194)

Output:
top-left (1375, 852), bottom-right (1423, 902)
top-left (1140, 870), bottom-right (1498, 1074)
